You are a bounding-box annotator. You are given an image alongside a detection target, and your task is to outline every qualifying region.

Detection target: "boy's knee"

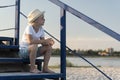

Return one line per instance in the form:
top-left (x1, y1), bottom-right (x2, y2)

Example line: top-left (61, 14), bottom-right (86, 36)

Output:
top-left (29, 44), bottom-right (38, 51)
top-left (47, 46), bottom-right (52, 51)
top-left (43, 46), bottom-right (52, 53)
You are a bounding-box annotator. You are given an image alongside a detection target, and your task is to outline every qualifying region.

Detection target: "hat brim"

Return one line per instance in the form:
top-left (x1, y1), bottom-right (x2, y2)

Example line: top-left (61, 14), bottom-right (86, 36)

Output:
top-left (28, 11), bottom-right (45, 23)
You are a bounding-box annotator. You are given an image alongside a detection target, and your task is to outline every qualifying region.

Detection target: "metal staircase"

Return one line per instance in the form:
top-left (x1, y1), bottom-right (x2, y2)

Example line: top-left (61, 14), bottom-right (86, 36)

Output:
top-left (0, 0), bottom-right (119, 80)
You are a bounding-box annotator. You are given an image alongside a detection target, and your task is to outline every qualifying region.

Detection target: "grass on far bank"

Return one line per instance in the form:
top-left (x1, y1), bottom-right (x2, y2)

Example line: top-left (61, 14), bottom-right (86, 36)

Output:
top-left (49, 59), bottom-right (101, 68)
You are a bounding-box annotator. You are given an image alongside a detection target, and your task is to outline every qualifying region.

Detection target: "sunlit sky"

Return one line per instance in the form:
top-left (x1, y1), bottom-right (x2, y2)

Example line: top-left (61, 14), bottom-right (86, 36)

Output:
top-left (0, 0), bottom-right (120, 51)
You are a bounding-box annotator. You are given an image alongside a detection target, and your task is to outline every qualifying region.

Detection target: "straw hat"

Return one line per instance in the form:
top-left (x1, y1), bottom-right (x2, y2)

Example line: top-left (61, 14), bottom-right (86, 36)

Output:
top-left (27, 9), bottom-right (45, 23)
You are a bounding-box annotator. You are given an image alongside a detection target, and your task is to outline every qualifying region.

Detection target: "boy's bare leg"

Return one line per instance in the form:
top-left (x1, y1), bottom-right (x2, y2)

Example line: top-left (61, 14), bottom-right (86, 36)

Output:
top-left (40, 46), bottom-right (54, 73)
top-left (29, 44), bottom-right (41, 73)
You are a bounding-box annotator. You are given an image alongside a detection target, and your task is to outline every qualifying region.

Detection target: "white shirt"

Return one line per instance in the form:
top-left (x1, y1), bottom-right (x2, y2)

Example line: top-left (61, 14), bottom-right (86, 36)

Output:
top-left (20, 25), bottom-right (45, 48)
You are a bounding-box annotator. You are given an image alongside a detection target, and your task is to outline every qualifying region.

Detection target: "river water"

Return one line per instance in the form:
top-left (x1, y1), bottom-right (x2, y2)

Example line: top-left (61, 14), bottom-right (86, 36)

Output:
top-left (45, 56), bottom-right (120, 67)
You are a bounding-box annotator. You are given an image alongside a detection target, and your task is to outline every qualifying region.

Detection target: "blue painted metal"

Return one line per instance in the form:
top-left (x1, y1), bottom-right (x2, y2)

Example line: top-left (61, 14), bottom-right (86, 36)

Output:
top-left (0, 58), bottom-right (44, 70)
top-left (0, 36), bottom-right (18, 50)
top-left (60, 9), bottom-right (66, 80)
top-left (15, 0), bottom-right (20, 45)
top-left (0, 58), bottom-right (44, 63)
top-left (0, 73), bottom-right (62, 80)
top-left (0, 37), bottom-right (13, 45)
top-left (0, 45), bottom-right (19, 49)
top-left (49, 0), bottom-right (120, 41)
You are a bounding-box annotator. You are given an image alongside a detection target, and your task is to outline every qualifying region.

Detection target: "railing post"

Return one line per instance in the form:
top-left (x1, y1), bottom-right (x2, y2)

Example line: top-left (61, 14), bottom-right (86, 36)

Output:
top-left (15, 0), bottom-right (20, 45)
top-left (60, 8), bottom-right (66, 80)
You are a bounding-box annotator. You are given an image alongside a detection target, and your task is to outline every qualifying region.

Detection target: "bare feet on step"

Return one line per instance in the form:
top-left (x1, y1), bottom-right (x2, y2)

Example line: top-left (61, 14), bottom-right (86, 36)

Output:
top-left (30, 68), bottom-right (42, 73)
top-left (43, 69), bottom-right (55, 73)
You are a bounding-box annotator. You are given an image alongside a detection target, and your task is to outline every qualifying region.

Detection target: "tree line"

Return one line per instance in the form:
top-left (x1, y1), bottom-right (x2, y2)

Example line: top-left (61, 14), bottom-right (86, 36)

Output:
top-left (52, 48), bottom-right (120, 57)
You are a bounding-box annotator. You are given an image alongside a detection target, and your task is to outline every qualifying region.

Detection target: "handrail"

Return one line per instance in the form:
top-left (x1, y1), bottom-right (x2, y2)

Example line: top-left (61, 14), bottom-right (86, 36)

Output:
top-left (0, 28), bottom-right (15, 31)
top-left (49, 0), bottom-right (120, 42)
top-left (0, 4), bottom-right (15, 8)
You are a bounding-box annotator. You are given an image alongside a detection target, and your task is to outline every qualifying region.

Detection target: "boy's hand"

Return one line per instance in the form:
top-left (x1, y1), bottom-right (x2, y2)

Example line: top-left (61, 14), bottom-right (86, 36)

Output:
top-left (48, 38), bottom-right (55, 46)
top-left (42, 38), bottom-right (55, 46)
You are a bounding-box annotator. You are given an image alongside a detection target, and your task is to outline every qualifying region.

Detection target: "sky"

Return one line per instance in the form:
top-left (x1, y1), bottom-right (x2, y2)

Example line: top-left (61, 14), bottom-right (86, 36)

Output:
top-left (0, 0), bottom-right (120, 51)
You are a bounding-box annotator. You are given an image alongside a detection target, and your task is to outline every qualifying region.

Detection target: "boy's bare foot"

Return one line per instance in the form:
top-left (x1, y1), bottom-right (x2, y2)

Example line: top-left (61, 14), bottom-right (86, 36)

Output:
top-left (43, 69), bottom-right (55, 73)
top-left (30, 68), bottom-right (42, 73)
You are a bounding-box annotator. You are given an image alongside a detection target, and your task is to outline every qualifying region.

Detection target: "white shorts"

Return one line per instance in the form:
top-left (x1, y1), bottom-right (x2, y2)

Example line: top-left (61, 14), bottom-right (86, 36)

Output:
top-left (19, 47), bottom-right (42, 59)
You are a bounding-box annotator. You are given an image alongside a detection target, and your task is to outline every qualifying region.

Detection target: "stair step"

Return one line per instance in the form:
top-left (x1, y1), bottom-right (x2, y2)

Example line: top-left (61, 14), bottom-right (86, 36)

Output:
top-left (0, 58), bottom-right (44, 72)
top-left (0, 37), bottom-right (13, 45)
top-left (0, 72), bottom-right (62, 80)
top-left (0, 58), bottom-right (44, 63)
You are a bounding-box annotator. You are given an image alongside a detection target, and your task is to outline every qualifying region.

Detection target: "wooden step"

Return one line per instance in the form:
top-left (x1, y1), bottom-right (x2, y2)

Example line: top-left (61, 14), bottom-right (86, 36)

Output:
top-left (0, 37), bottom-right (13, 45)
top-left (0, 58), bottom-right (44, 72)
top-left (0, 58), bottom-right (44, 63)
top-left (0, 72), bottom-right (62, 80)
top-left (0, 37), bottom-right (19, 52)
top-left (0, 45), bottom-right (19, 52)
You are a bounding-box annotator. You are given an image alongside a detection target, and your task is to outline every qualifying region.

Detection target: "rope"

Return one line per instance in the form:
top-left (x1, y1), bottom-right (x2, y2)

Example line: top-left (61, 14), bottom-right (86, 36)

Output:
top-left (20, 12), bottom-right (112, 80)
top-left (0, 4), bottom-right (15, 8)
top-left (20, 12), bottom-right (27, 18)
top-left (0, 28), bottom-right (15, 31)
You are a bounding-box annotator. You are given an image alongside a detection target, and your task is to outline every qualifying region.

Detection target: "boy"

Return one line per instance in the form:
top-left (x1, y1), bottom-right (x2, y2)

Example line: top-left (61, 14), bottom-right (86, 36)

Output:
top-left (19, 9), bottom-right (54, 73)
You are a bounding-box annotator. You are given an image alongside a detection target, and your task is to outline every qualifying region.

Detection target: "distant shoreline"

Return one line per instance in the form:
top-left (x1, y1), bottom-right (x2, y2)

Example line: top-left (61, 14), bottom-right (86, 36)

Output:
top-left (52, 55), bottom-right (120, 58)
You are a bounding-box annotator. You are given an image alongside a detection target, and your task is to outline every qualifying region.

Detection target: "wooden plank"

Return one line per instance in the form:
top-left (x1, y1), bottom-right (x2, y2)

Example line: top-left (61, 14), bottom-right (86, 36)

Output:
top-left (0, 58), bottom-right (44, 63)
top-left (0, 45), bottom-right (19, 49)
top-left (0, 37), bottom-right (13, 41)
top-left (0, 58), bottom-right (44, 72)
top-left (0, 37), bottom-right (13, 45)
